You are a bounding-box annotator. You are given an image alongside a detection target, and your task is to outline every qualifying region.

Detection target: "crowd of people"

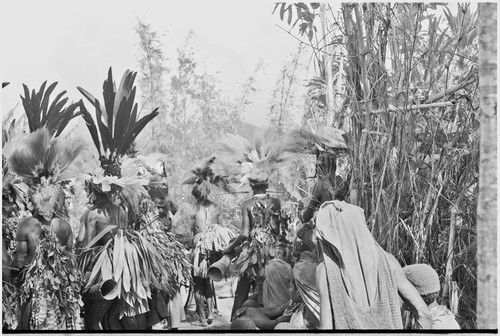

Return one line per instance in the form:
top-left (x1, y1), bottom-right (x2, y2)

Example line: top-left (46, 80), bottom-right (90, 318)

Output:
top-left (1, 71), bottom-right (460, 331)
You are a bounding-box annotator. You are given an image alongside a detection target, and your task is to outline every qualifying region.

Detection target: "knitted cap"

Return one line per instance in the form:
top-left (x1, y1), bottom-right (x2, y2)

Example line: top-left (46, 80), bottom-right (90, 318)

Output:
top-left (402, 264), bottom-right (440, 296)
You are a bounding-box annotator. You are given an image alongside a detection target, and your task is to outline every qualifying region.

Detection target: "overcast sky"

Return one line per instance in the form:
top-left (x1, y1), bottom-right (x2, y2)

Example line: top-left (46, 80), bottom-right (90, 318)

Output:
top-left (1, 0), bottom-right (313, 128)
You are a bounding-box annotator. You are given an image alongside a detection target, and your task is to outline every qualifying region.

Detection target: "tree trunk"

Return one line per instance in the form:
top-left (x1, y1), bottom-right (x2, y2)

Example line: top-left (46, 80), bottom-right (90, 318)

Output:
top-left (320, 3), bottom-right (335, 127)
top-left (477, 3), bottom-right (497, 330)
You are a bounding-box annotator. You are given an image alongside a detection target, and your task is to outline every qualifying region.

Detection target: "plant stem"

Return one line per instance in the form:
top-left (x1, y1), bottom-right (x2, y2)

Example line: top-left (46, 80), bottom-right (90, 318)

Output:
top-left (371, 101), bottom-right (455, 114)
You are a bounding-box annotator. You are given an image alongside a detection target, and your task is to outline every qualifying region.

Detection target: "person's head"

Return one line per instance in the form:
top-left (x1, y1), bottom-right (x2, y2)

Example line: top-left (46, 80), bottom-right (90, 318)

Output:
top-left (402, 263), bottom-right (441, 305)
top-left (249, 178), bottom-right (269, 194)
top-left (316, 151), bottom-right (336, 178)
top-left (230, 317), bottom-right (258, 330)
top-left (191, 181), bottom-right (211, 203)
top-left (31, 179), bottom-right (64, 221)
top-left (152, 196), bottom-right (167, 214)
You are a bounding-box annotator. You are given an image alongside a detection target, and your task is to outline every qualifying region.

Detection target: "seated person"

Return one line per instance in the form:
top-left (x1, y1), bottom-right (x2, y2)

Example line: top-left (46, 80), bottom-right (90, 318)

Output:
top-left (240, 258), bottom-right (292, 310)
top-left (231, 252), bottom-right (319, 330)
top-left (402, 264), bottom-right (460, 329)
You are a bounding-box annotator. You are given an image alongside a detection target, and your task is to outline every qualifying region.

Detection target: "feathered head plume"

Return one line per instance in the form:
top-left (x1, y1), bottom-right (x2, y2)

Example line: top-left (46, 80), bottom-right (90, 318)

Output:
top-left (77, 67), bottom-right (159, 177)
top-left (7, 127), bottom-right (87, 181)
top-left (2, 118), bottom-right (29, 213)
top-left (217, 128), bottom-right (293, 187)
top-left (6, 127), bottom-right (86, 219)
top-left (183, 155), bottom-right (235, 201)
top-left (284, 126), bottom-right (349, 156)
top-left (21, 81), bottom-right (81, 137)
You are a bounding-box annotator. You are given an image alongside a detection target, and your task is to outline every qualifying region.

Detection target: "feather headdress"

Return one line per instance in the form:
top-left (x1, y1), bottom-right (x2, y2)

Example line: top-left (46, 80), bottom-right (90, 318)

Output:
top-left (77, 67), bottom-right (159, 177)
top-left (217, 128), bottom-right (293, 186)
top-left (77, 67), bottom-right (159, 210)
top-left (7, 127), bottom-right (86, 181)
top-left (21, 81), bottom-right (81, 137)
top-left (183, 155), bottom-right (235, 200)
top-left (284, 126), bottom-right (349, 155)
top-left (6, 127), bottom-right (87, 219)
top-left (2, 118), bottom-right (29, 212)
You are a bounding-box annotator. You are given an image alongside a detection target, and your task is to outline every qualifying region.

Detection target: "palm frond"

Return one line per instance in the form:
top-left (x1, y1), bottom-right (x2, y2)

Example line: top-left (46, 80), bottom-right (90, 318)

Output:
top-left (20, 81), bottom-right (80, 136)
top-left (120, 108), bottom-right (159, 156)
top-left (78, 101), bottom-right (102, 156)
top-left (78, 67), bottom-right (159, 164)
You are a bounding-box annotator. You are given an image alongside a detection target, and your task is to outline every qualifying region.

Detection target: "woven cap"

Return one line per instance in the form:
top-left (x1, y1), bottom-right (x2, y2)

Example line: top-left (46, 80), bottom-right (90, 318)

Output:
top-left (147, 182), bottom-right (168, 199)
top-left (402, 264), bottom-right (440, 296)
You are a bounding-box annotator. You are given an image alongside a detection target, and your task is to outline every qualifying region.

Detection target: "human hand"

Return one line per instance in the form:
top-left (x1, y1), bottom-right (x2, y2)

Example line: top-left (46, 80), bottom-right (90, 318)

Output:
top-left (235, 307), bottom-right (248, 318)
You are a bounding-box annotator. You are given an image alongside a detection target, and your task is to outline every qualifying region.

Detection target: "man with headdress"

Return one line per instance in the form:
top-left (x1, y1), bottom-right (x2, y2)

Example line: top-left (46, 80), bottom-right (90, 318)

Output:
top-left (217, 130), bottom-right (293, 321)
top-left (284, 127), bottom-right (351, 255)
top-left (144, 170), bottom-right (184, 330)
top-left (75, 68), bottom-right (174, 330)
top-left (147, 167), bottom-right (177, 232)
top-left (183, 156), bottom-right (236, 326)
top-left (314, 200), bottom-right (431, 329)
top-left (7, 128), bottom-right (85, 330)
top-left (2, 77), bottom-right (83, 329)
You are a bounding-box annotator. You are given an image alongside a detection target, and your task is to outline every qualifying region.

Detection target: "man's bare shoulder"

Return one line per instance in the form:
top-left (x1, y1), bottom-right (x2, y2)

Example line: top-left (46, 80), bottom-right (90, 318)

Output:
top-left (51, 217), bottom-right (72, 230)
top-left (17, 217), bottom-right (41, 231)
top-left (241, 198), bottom-right (255, 209)
top-left (17, 217), bottom-right (40, 229)
top-left (16, 217), bottom-right (41, 239)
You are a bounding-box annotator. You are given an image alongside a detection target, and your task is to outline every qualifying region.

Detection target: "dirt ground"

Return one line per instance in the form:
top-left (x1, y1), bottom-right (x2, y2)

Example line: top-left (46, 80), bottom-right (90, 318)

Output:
top-left (153, 276), bottom-right (237, 331)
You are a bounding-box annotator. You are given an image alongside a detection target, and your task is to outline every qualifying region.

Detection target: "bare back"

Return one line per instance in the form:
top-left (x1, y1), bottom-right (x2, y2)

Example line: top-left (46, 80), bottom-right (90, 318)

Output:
top-left (194, 202), bottom-right (221, 235)
top-left (241, 195), bottom-right (281, 235)
top-left (14, 216), bottom-right (73, 269)
top-left (77, 204), bottom-right (127, 247)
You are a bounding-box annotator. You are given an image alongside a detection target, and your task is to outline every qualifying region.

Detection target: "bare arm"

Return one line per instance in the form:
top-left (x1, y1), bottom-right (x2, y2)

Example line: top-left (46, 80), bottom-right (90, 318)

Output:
top-left (76, 211), bottom-right (87, 247)
top-left (302, 182), bottom-right (322, 223)
top-left (238, 304), bottom-right (288, 330)
top-left (316, 263), bottom-right (333, 329)
top-left (388, 257), bottom-right (432, 329)
top-left (224, 203), bottom-right (249, 255)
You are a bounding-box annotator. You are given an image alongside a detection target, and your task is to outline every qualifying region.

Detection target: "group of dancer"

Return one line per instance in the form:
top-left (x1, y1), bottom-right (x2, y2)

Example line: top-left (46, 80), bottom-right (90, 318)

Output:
top-left (2, 68), bottom-right (460, 330)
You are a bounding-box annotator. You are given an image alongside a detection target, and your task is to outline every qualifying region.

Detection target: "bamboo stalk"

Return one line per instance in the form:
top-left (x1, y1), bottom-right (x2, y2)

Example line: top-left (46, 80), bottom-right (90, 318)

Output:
top-left (425, 77), bottom-right (476, 104)
top-left (443, 203), bottom-right (458, 302)
top-left (370, 101), bottom-right (455, 114)
top-left (321, 3), bottom-right (335, 127)
top-left (354, 3), bottom-right (373, 127)
top-left (373, 117), bottom-right (396, 234)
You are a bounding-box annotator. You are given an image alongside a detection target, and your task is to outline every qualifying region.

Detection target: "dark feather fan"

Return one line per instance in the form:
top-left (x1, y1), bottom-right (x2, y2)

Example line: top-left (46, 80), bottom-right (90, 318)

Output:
top-left (20, 81), bottom-right (81, 137)
top-left (183, 156), bottom-right (235, 197)
top-left (77, 67), bottom-right (159, 171)
top-left (284, 127), bottom-right (348, 155)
